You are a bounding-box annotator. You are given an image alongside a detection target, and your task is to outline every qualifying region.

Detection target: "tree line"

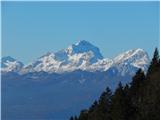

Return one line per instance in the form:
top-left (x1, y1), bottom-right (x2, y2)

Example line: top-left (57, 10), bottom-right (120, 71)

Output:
top-left (70, 48), bottom-right (160, 120)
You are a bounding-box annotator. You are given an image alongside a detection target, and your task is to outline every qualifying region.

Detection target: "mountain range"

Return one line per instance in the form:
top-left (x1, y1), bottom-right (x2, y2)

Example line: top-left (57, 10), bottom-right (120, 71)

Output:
top-left (1, 40), bottom-right (150, 75)
top-left (1, 40), bottom-right (150, 120)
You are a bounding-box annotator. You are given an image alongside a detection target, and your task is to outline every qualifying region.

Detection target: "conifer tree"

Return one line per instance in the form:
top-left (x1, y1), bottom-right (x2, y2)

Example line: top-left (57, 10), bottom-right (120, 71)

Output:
top-left (71, 48), bottom-right (160, 120)
top-left (130, 69), bottom-right (145, 100)
top-left (70, 116), bottom-right (74, 120)
top-left (129, 69), bottom-right (145, 120)
top-left (96, 87), bottom-right (112, 120)
top-left (147, 48), bottom-right (159, 75)
top-left (110, 82), bottom-right (127, 120)
top-left (142, 48), bottom-right (160, 120)
top-left (78, 109), bottom-right (88, 120)
top-left (74, 116), bottom-right (78, 120)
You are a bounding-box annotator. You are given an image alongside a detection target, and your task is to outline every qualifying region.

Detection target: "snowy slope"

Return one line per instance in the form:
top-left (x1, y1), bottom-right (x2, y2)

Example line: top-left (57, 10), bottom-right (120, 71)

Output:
top-left (1, 40), bottom-right (150, 74)
top-left (1, 41), bottom-right (151, 120)
top-left (1, 56), bottom-right (24, 73)
top-left (113, 49), bottom-right (150, 76)
top-left (21, 40), bottom-right (104, 73)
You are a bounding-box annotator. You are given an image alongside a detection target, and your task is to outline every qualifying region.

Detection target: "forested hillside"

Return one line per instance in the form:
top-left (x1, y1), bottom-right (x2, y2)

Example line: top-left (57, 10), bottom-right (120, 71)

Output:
top-left (70, 48), bottom-right (160, 120)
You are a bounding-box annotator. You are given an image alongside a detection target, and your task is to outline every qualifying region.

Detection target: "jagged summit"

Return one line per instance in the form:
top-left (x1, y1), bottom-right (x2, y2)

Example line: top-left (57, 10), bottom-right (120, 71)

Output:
top-left (66, 40), bottom-right (103, 60)
top-left (19, 40), bottom-right (104, 73)
top-left (114, 48), bottom-right (149, 63)
top-left (1, 41), bottom-right (150, 75)
top-left (39, 40), bottom-right (103, 62)
top-left (112, 48), bottom-right (150, 76)
top-left (1, 56), bottom-right (24, 72)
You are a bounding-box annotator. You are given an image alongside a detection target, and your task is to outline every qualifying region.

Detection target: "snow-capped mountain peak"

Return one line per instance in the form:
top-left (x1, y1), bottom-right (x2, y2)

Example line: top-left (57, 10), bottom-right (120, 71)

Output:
top-left (66, 40), bottom-right (103, 61)
top-left (1, 41), bottom-right (150, 75)
top-left (1, 56), bottom-right (24, 72)
top-left (114, 48), bottom-right (150, 64)
top-left (20, 40), bottom-right (104, 73)
top-left (112, 48), bottom-right (150, 76)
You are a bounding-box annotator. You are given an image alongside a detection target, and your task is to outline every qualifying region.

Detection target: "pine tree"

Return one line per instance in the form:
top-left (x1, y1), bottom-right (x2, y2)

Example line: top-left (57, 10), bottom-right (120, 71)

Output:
top-left (71, 48), bottom-right (160, 120)
top-left (110, 82), bottom-right (127, 120)
top-left (130, 69), bottom-right (145, 101)
top-left (88, 100), bottom-right (98, 113)
top-left (70, 116), bottom-right (74, 120)
top-left (78, 109), bottom-right (88, 120)
top-left (87, 88), bottom-right (112, 120)
top-left (129, 69), bottom-right (145, 120)
top-left (147, 48), bottom-right (160, 75)
top-left (96, 87), bottom-right (112, 120)
top-left (142, 48), bottom-right (160, 120)
top-left (123, 84), bottom-right (136, 120)
top-left (74, 116), bottom-right (78, 120)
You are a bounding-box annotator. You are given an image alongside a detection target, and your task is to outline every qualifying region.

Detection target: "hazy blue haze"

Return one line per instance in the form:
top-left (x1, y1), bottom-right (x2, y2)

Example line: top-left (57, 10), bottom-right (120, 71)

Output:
top-left (2, 1), bottom-right (159, 63)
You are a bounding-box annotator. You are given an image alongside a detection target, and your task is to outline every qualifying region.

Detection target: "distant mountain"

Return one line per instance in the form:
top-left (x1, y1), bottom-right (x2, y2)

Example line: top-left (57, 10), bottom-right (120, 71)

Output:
top-left (1, 40), bottom-right (151, 120)
top-left (72, 48), bottom-right (160, 120)
top-left (20, 40), bottom-right (104, 73)
top-left (1, 56), bottom-right (24, 73)
top-left (113, 48), bottom-right (149, 76)
top-left (1, 40), bottom-right (150, 75)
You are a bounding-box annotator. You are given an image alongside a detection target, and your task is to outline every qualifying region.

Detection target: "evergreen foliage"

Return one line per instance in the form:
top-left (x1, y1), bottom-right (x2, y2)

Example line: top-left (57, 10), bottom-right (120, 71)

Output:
top-left (71, 48), bottom-right (160, 120)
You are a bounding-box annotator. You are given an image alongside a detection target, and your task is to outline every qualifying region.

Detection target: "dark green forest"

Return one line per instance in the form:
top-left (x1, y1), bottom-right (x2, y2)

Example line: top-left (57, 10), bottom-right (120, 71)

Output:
top-left (70, 48), bottom-right (160, 120)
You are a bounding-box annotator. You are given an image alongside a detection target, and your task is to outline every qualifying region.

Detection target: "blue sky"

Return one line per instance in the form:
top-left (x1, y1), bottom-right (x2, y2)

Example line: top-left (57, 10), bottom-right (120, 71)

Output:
top-left (2, 1), bottom-right (159, 64)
